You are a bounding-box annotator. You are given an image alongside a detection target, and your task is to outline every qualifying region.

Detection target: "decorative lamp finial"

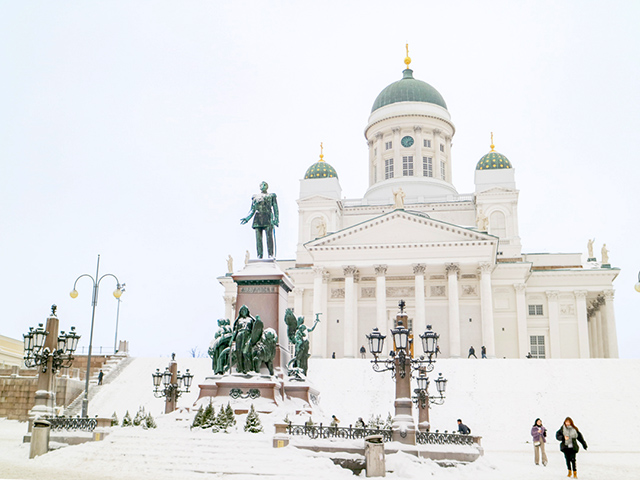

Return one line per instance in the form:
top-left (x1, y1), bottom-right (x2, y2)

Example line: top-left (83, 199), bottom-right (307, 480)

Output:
top-left (490, 132), bottom-right (495, 152)
top-left (51, 304), bottom-right (57, 317)
top-left (404, 43), bottom-right (411, 69)
top-left (319, 142), bottom-right (324, 162)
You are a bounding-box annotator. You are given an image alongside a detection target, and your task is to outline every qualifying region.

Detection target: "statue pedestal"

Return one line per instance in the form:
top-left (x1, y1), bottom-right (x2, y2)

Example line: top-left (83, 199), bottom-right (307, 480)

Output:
top-left (196, 371), bottom-right (285, 413)
top-left (283, 380), bottom-right (319, 413)
top-left (232, 259), bottom-right (294, 370)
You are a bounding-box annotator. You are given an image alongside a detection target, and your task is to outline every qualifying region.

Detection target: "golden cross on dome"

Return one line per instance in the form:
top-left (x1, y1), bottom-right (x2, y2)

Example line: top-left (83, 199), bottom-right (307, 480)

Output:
top-left (319, 142), bottom-right (324, 162)
top-left (404, 43), bottom-right (411, 69)
top-left (490, 132), bottom-right (495, 152)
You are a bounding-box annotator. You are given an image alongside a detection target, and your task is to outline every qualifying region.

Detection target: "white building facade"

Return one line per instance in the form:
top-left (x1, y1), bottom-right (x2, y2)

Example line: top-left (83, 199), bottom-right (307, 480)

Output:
top-left (220, 57), bottom-right (619, 360)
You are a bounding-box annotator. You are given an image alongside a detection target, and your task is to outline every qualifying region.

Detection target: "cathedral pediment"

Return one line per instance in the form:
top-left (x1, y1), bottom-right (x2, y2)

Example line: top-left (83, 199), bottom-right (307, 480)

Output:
top-left (304, 210), bottom-right (497, 263)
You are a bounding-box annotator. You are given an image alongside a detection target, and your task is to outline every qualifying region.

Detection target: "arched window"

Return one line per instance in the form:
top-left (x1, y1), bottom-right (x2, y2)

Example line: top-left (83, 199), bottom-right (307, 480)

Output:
top-left (489, 211), bottom-right (507, 238)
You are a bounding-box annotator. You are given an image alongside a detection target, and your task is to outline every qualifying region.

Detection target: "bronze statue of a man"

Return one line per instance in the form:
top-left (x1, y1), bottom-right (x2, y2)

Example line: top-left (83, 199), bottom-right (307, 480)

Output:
top-left (241, 181), bottom-right (279, 258)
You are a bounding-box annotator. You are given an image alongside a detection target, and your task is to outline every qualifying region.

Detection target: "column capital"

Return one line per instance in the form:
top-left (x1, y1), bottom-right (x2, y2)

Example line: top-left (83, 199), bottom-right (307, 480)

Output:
top-left (343, 265), bottom-right (358, 277)
top-left (433, 128), bottom-right (441, 135)
top-left (375, 132), bottom-right (383, 139)
top-left (603, 289), bottom-right (615, 300)
top-left (312, 266), bottom-right (325, 277)
top-left (514, 283), bottom-right (526, 293)
top-left (223, 295), bottom-right (235, 303)
top-left (478, 262), bottom-right (494, 274)
top-left (293, 287), bottom-right (304, 297)
top-left (545, 290), bottom-right (559, 300)
top-left (392, 127), bottom-right (401, 134)
top-left (445, 263), bottom-right (460, 276)
top-left (413, 264), bottom-right (426, 275)
top-left (574, 290), bottom-right (588, 299)
top-left (374, 264), bottom-right (388, 276)
top-left (367, 139), bottom-right (374, 146)
top-left (413, 125), bottom-right (422, 133)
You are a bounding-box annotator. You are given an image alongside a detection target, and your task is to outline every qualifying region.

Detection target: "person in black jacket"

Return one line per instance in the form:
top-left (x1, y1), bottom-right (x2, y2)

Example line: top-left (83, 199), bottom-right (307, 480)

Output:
top-left (556, 416), bottom-right (587, 478)
top-left (457, 419), bottom-right (471, 435)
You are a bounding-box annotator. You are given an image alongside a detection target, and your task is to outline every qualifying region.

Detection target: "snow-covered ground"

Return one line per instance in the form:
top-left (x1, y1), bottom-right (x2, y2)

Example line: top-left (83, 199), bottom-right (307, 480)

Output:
top-left (1, 357), bottom-right (639, 479)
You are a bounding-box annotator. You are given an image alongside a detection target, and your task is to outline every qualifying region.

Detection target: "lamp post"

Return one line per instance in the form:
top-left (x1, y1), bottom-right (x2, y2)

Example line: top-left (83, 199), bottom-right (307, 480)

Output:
top-left (152, 353), bottom-right (194, 413)
top-left (113, 283), bottom-right (125, 354)
top-left (70, 254), bottom-right (123, 418)
top-left (412, 367), bottom-right (447, 432)
top-left (366, 300), bottom-right (447, 444)
top-left (23, 305), bottom-right (81, 426)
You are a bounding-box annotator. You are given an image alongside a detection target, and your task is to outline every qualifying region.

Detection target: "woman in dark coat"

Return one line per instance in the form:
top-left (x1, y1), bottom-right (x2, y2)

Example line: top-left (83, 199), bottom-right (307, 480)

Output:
top-left (556, 417), bottom-right (587, 478)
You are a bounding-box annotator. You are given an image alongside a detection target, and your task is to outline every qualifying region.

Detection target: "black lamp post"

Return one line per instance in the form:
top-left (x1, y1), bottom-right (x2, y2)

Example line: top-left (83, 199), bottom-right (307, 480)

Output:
top-left (366, 300), bottom-right (447, 443)
top-left (152, 353), bottom-right (194, 413)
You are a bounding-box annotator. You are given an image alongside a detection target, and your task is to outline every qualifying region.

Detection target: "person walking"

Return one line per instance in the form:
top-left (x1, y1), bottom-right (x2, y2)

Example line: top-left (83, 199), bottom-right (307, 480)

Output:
top-left (97, 369), bottom-right (104, 385)
top-left (457, 419), bottom-right (471, 434)
top-left (359, 345), bottom-right (366, 358)
top-left (531, 418), bottom-right (548, 466)
top-left (481, 346), bottom-right (487, 359)
top-left (468, 346), bottom-right (477, 358)
top-left (556, 417), bottom-right (587, 478)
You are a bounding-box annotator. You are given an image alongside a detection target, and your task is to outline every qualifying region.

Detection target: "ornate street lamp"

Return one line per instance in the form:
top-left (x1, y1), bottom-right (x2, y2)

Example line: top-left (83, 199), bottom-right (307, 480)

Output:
top-left (366, 300), bottom-right (447, 444)
top-left (70, 254), bottom-right (123, 417)
top-left (23, 306), bottom-right (81, 374)
top-left (152, 353), bottom-right (194, 413)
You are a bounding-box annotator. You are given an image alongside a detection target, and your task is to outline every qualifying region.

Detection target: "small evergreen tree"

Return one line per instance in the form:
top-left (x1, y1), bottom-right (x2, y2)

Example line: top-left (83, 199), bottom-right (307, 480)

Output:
top-left (143, 413), bottom-right (157, 429)
top-left (244, 405), bottom-right (263, 433)
top-left (111, 412), bottom-right (119, 427)
top-left (305, 416), bottom-right (314, 427)
top-left (367, 414), bottom-right (382, 429)
top-left (191, 405), bottom-right (204, 429)
top-left (121, 411), bottom-right (133, 427)
top-left (224, 403), bottom-right (236, 428)
top-left (133, 406), bottom-right (146, 427)
top-left (200, 402), bottom-right (215, 429)
top-left (384, 413), bottom-right (393, 430)
top-left (212, 406), bottom-right (227, 433)
top-left (283, 413), bottom-right (291, 425)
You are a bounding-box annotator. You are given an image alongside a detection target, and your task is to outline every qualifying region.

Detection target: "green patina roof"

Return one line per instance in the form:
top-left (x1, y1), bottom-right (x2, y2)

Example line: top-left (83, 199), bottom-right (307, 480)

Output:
top-left (371, 69), bottom-right (447, 113)
top-left (304, 161), bottom-right (338, 179)
top-left (476, 151), bottom-right (512, 170)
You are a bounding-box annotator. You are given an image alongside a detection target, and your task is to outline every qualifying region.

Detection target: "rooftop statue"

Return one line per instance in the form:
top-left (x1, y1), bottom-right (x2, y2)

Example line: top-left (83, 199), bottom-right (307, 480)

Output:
top-left (284, 309), bottom-right (320, 378)
top-left (587, 238), bottom-right (595, 259)
top-left (240, 181), bottom-right (279, 259)
top-left (601, 243), bottom-right (610, 264)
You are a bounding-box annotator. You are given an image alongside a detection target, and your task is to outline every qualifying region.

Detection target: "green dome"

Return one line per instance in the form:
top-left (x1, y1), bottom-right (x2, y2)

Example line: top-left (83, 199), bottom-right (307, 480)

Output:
top-left (371, 69), bottom-right (447, 112)
top-left (304, 161), bottom-right (338, 179)
top-left (475, 151), bottom-right (512, 170)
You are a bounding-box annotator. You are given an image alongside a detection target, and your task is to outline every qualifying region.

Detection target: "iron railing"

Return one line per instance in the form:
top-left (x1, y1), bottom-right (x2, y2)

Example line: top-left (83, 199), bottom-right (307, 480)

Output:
top-left (416, 431), bottom-right (475, 446)
top-left (45, 416), bottom-right (98, 432)
top-left (287, 423), bottom-right (392, 442)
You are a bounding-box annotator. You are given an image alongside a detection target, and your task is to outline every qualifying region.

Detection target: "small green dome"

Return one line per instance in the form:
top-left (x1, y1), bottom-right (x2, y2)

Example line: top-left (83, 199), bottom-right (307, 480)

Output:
top-left (304, 161), bottom-right (338, 179)
top-left (475, 151), bottom-right (512, 170)
top-left (371, 69), bottom-right (447, 113)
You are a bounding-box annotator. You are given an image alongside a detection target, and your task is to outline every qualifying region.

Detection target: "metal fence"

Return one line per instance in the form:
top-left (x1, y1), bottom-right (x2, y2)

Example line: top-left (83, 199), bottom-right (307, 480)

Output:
top-left (287, 423), bottom-right (392, 442)
top-left (416, 431), bottom-right (475, 446)
top-left (45, 416), bottom-right (98, 432)
top-left (286, 423), bottom-right (475, 446)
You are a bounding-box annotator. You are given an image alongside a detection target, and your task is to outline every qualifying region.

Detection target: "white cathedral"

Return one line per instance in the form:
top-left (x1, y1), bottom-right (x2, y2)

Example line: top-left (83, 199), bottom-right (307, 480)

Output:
top-left (220, 53), bottom-right (619, 360)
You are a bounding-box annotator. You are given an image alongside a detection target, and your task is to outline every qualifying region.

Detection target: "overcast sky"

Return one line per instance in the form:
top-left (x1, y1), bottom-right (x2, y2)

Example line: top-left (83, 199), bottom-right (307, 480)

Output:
top-left (1, 1), bottom-right (639, 359)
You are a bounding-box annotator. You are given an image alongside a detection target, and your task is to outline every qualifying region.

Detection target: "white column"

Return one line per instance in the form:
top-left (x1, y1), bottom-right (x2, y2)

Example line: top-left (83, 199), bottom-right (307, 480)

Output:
top-left (446, 263), bottom-right (461, 357)
top-left (478, 263), bottom-right (496, 357)
top-left (514, 283), bottom-right (528, 358)
top-left (445, 134), bottom-right (452, 182)
top-left (574, 290), bottom-right (590, 359)
top-left (293, 287), bottom-right (304, 318)
top-left (414, 126), bottom-right (422, 176)
top-left (312, 267), bottom-right (327, 357)
top-left (546, 291), bottom-right (561, 358)
top-left (413, 264), bottom-right (426, 337)
top-left (375, 265), bottom-right (388, 334)
top-left (368, 139), bottom-right (375, 186)
top-left (433, 129), bottom-right (441, 176)
top-left (587, 311), bottom-right (596, 358)
top-left (343, 266), bottom-right (358, 358)
top-left (595, 309), bottom-right (605, 357)
top-left (392, 127), bottom-right (401, 177)
top-left (603, 290), bottom-right (619, 358)
top-left (223, 295), bottom-right (235, 322)
top-left (375, 132), bottom-right (383, 184)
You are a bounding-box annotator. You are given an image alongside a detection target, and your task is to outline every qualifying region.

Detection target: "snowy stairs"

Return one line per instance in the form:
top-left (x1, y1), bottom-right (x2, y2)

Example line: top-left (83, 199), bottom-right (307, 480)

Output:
top-left (64, 355), bottom-right (133, 416)
top-left (79, 424), bottom-right (351, 479)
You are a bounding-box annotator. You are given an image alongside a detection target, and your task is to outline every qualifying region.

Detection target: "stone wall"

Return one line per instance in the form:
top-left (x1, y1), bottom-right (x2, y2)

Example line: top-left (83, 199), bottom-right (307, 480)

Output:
top-left (0, 366), bottom-right (84, 421)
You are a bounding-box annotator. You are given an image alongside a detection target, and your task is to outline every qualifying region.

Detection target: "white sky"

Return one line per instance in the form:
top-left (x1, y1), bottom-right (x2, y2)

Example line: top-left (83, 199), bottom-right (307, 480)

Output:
top-left (1, 1), bottom-right (639, 358)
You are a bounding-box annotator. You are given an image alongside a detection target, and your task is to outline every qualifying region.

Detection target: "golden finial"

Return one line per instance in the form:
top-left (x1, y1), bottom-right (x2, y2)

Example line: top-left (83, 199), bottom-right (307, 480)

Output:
top-left (404, 43), bottom-right (411, 70)
top-left (319, 142), bottom-right (324, 162)
top-left (490, 132), bottom-right (495, 152)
